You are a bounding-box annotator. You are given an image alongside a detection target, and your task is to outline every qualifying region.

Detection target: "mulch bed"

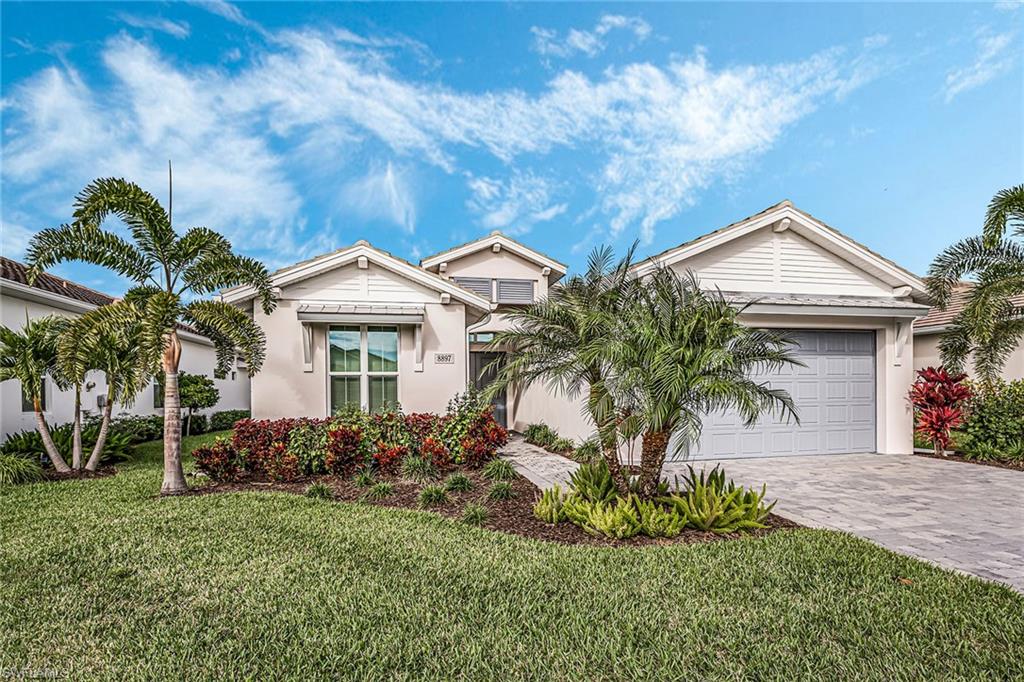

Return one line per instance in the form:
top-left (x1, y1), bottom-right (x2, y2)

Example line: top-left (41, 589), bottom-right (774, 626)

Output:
top-left (188, 468), bottom-right (799, 547)
top-left (912, 450), bottom-right (1024, 472)
top-left (41, 466), bottom-right (117, 482)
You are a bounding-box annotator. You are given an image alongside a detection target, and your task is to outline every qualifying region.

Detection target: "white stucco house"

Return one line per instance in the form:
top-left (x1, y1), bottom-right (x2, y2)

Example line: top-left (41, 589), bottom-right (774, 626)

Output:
top-left (0, 257), bottom-right (250, 439)
top-left (224, 200), bottom-right (932, 459)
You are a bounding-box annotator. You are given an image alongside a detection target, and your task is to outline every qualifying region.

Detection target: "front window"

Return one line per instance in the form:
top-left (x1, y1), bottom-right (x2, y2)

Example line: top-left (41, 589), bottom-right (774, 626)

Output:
top-left (329, 325), bottom-right (399, 413)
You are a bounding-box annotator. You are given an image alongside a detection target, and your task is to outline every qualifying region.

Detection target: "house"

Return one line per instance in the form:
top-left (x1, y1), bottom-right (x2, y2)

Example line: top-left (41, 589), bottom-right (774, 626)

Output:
top-left (226, 200), bottom-right (932, 459)
top-left (0, 257), bottom-right (250, 439)
top-left (913, 283), bottom-right (1024, 381)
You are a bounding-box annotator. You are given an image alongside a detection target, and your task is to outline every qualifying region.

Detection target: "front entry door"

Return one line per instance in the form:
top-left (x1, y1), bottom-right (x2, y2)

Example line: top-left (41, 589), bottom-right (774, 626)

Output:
top-left (470, 351), bottom-right (507, 428)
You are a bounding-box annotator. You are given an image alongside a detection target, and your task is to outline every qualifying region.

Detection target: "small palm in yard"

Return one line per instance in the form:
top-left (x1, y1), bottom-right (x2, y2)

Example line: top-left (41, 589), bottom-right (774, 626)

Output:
top-left (928, 184), bottom-right (1024, 387)
top-left (481, 458), bottom-right (516, 481)
top-left (27, 177), bottom-right (277, 494)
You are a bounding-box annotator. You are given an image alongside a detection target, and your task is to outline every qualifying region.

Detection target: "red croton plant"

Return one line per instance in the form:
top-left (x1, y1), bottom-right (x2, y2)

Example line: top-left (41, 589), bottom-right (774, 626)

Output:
top-left (908, 366), bottom-right (971, 456)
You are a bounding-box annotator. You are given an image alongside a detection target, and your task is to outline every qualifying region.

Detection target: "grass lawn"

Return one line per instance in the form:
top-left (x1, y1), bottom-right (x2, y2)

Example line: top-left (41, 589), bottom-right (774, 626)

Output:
top-left (2, 432), bottom-right (1022, 680)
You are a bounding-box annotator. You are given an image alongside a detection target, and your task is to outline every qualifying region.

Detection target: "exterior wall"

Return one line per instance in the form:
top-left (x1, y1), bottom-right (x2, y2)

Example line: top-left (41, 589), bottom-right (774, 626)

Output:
top-left (675, 227), bottom-right (893, 296)
top-left (510, 381), bottom-right (591, 442)
top-left (1, 293), bottom-right (249, 439)
top-left (913, 332), bottom-right (1024, 381)
top-left (250, 263), bottom-right (472, 419)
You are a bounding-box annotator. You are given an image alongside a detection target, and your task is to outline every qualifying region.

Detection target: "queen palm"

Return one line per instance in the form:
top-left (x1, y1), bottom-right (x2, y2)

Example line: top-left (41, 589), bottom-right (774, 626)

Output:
top-left (486, 245), bottom-right (637, 494)
top-left (606, 268), bottom-right (800, 497)
top-left (928, 185), bottom-right (1024, 388)
top-left (27, 178), bottom-right (276, 494)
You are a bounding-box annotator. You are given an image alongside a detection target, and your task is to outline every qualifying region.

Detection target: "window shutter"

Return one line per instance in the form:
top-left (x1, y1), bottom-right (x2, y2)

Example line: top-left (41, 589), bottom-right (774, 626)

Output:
top-left (496, 279), bottom-right (535, 303)
top-left (453, 277), bottom-right (493, 300)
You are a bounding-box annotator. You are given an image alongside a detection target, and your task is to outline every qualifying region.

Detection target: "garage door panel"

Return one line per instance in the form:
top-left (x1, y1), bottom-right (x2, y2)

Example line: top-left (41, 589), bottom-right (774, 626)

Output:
top-left (685, 330), bottom-right (876, 459)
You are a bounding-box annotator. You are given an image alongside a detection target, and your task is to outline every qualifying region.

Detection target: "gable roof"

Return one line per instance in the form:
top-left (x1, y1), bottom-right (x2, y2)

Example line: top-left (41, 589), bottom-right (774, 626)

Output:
top-left (914, 283), bottom-right (1024, 334)
top-left (420, 231), bottom-right (567, 279)
top-left (1, 256), bottom-right (115, 308)
top-left (220, 241), bottom-right (493, 314)
top-left (631, 201), bottom-right (929, 298)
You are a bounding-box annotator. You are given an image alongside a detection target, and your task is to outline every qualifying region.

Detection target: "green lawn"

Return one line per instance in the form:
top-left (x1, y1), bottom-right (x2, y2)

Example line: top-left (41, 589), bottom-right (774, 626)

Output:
top-left (2, 432), bottom-right (1022, 680)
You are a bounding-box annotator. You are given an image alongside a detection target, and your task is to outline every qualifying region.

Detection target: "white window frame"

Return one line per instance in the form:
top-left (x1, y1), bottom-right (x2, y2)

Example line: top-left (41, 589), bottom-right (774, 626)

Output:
top-left (327, 324), bottom-right (400, 413)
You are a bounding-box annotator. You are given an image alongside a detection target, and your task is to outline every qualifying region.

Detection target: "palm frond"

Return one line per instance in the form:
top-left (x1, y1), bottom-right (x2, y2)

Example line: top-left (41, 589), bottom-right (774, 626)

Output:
top-left (184, 300), bottom-right (267, 375)
top-left (181, 251), bottom-right (276, 314)
top-left (72, 177), bottom-right (175, 265)
top-left (983, 184), bottom-right (1024, 246)
top-left (26, 223), bottom-right (153, 285)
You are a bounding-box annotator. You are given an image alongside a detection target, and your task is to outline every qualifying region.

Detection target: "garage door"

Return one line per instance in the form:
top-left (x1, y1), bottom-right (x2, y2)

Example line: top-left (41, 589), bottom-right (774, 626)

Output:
top-left (681, 330), bottom-right (876, 460)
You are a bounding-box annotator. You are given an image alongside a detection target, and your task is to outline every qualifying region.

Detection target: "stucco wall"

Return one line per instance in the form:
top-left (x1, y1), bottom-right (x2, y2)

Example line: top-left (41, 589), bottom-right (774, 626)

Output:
top-left (913, 332), bottom-right (1024, 381)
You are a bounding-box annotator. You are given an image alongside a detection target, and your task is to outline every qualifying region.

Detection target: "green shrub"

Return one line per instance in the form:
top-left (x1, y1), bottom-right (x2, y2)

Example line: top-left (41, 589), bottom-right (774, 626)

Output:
top-left (569, 459), bottom-right (618, 504)
top-left (634, 498), bottom-right (686, 538)
top-left (210, 409), bottom-right (250, 432)
top-left (401, 454), bottom-right (438, 483)
top-left (286, 420), bottom-right (330, 475)
top-left (0, 453), bottom-right (43, 487)
top-left (482, 458), bottom-right (516, 481)
top-left (461, 503), bottom-right (489, 526)
top-left (572, 438), bottom-right (601, 463)
top-left (532, 485), bottom-right (567, 524)
top-left (961, 438), bottom-right (1024, 462)
top-left (444, 473), bottom-right (473, 493)
top-left (550, 437), bottom-right (575, 453)
top-left (107, 414), bottom-right (165, 443)
top-left (362, 482), bottom-right (393, 501)
top-left (523, 423), bottom-right (558, 448)
top-left (353, 468), bottom-right (376, 487)
top-left (305, 482), bottom-right (333, 500)
top-left (1, 424), bottom-right (134, 466)
top-left (418, 485), bottom-right (449, 507)
top-left (661, 465), bottom-right (775, 534)
top-left (564, 496), bottom-right (641, 539)
top-left (486, 481), bottom-right (516, 501)
top-left (962, 380), bottom-right (1024, 451)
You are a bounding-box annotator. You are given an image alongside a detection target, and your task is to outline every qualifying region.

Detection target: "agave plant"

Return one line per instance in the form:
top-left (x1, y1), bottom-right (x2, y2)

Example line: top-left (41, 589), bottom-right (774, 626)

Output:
top-left (27, 177), bottom-right (277, 494)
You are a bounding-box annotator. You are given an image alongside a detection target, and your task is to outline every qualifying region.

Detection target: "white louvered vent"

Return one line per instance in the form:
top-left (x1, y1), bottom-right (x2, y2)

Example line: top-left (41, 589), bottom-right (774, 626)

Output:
top-left (496, 278), bottom-right (535, 303)
top-left (453, 277), bottom-right (493, 300)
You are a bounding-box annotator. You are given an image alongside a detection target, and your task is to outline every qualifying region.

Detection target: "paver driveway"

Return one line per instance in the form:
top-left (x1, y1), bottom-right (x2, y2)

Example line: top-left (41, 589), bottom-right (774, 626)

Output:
top-left (503, 437), bottom-right (1024, 593)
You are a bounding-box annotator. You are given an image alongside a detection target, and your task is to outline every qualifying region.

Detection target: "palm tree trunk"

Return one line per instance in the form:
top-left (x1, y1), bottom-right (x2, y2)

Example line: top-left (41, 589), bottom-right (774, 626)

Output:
top-left (72, 386), bottom-right (83, 470)
top-left (35, 400), bottom-right (70, 473)
top-left (161, 331), bottom-right (187, 495)
top-left (588, 384), bottom-right (630, 495)
top-left (85, 388), bottom-right (114, 471)
top-left (638, 430), bottom-right (670, 498)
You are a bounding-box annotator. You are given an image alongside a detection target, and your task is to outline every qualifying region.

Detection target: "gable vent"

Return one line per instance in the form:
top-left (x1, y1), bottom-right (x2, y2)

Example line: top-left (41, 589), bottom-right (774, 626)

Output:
top-left (496, 278), bottom-right (535, 304)
top-left (453, 277), bottom-right (493, 300)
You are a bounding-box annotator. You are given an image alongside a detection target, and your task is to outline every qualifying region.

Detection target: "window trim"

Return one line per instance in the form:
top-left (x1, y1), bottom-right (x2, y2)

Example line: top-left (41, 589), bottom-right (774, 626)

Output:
top-left (328, 324), bottom-right (400, 414)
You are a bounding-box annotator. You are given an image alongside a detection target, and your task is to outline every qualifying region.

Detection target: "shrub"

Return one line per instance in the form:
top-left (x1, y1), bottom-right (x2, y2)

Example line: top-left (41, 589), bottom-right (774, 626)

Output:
top-left (418, 485), bottom-right (449, 507)
top-left (405, 412), bottom-right (442, 448)
top-left (634, 498), bottom-right (686, 538)
top-left (961, 379), bottom-right (1024, 453)
top-left (187, 414), bottom-right (209, 435)
top-left (2, 423), bottom-right (134, 466)
top-left (362, 481), bottom-right (393, 501)
top-left (572, 438), bottom-right (601, 463)
top-left (458, 409), bottom-right (508, 468)
top-left (366, 409), bottom-right (413, 453)
top-left (373, 444), bottom-right (407, 473)
top-left (352, 467), bottom-right (376, 487)
top-left (661, 466), bottom-right (775, 534)
top-left (961, 438), bottom-right (1024, 462)
top-left (286, 420), bottom-right (330, 475)
top-left (305, 482), bottom-right (333, 500)
top-left (482, 458), bottom-right (516, 481)
top-left (909, 367), bottom-right (971, 455)
top-left (486, 481), bottom-right (516, 501)
top-left (444, 473), bottom-right (473, 493)
top-left (325, 424), bottom-right (368, 475)
top-left (191, 438), bottom-right (242, 481)
top-left (0, 453), bottom-right (43, 487)
top-left (564, 497), bottom-right (641, 539)
top-left (532, 485), bottom-right (567, 524)
top-left (569, 459), bottom-right (618, 504)
top-left (108, 414), bottom-right (165, 443)
top-left (461, 503), bottom-right (489, 527)
top-left (550, 437), bottom-right (575, 453)
top-left (401, 454), bottom-right (437, 483)
top-left (210, 409), bottom-right (250, 432)
top-left (233, 418), bottom-right (301, 476)
top-left (439, 390), bottom-right (508, 465)
top-left (419, 436), bottom-right (451, 469)
top-left (523, 423), bottom-right (557, 448)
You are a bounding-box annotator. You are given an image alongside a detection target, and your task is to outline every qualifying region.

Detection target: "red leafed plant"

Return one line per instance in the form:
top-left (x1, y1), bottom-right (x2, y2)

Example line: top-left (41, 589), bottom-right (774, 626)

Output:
top-left (373, 443), bottom-right (407, 473)
top-left (192, 438), bottom-right (242, 482)
top-left (325, 425), bottom-right (366, 475)
top-left (909, 366), bottom-right (971, 456)
top-left (419, 436), bottom-right (451, 469)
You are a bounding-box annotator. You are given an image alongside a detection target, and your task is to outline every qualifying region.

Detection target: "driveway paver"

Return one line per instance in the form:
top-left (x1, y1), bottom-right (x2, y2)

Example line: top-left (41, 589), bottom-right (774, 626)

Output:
top-left (503, 436), bottom-right (1024, 593)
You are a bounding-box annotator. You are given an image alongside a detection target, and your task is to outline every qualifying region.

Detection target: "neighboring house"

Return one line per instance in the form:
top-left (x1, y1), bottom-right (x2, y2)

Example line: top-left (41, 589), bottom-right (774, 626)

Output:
top-left (913, 283), bottom-right (1024, 380)
top-left (0, 257), bottom-right (250, 439)
top-left (227, 200), bottom-right (933, 459)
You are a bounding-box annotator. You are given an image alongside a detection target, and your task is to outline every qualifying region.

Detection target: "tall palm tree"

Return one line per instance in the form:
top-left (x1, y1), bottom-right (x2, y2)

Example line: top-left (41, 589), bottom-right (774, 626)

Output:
top-left (928, 185), bottom-right (1024, 388)
top-left (486, 245), bottom-right (637, 494)
top-left (27, 178), bottom-right (277, 494)
top-left (606, 268), bottom-right (801, 496)
top-left (56, 303), bottom-right (151, 471)
top-left (0, 316), bottom-right (71, 472)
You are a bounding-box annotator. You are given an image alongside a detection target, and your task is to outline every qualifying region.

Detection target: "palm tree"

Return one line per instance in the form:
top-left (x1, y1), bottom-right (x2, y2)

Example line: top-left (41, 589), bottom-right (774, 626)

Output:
top-left (486, 245), bottom-right (637, 494)
top-left (56, 303), bottom-right (151, 471)
top-left (0, 316), bottom-right (71, 472)
top-left (606, 268), bottom-right (801, 496)
top-left (928, 185), bottom-right (1024, 388)
top-left (27, 178), bottom-right (277, 494)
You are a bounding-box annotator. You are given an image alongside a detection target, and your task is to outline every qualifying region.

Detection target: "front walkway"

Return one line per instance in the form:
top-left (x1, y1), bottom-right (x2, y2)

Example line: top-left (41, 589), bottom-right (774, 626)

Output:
top-left (502, 436), bottom-right (1024, 593)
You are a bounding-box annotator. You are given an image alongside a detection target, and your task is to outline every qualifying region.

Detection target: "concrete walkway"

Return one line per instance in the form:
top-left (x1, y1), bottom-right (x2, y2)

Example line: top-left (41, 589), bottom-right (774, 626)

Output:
top-left (502, 436), bottom-right (1024, 593)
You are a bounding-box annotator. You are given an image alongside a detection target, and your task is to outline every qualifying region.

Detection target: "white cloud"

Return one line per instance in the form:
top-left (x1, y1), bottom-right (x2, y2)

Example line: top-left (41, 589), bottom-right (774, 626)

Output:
top-left (1, 217), bottom-right (35, 260)
top-left (943, 30), bottom-right (1017, 102)
top-left (340, 161), bottom-right (417, 233)
top-left (994, 1), bottom-right (1021, 11)
top-left (117, 14), bottom-right (191, 39)
top-left (466, 171), bottom-right (566, 234)
top-left (531, 14), bottom-right (652, 59)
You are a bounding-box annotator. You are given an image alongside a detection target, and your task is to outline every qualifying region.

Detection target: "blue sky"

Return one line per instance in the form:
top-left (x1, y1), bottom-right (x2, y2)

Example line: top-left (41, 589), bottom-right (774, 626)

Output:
top-left (1, 1), bottom-right (1021, 295)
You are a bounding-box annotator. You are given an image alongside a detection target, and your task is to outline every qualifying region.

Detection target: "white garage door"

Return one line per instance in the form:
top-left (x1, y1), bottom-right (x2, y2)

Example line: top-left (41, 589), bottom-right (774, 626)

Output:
top-left (681, 330), bottom-right (876, 460)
